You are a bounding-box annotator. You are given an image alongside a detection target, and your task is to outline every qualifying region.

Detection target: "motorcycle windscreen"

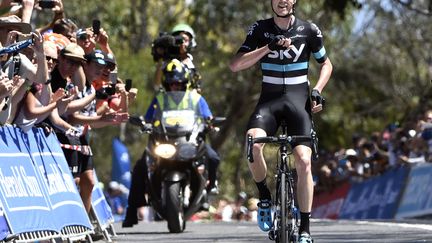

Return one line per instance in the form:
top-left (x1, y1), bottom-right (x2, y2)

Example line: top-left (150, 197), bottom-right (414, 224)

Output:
top-left (161, 110), bottom-right (196, 135)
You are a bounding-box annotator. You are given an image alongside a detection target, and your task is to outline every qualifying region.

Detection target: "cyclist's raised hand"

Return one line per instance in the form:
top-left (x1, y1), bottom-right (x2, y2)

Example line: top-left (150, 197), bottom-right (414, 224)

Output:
top-left (311, 89), bottom-right (325, 113)
top-left (268, 35), bottom-right (292, 51)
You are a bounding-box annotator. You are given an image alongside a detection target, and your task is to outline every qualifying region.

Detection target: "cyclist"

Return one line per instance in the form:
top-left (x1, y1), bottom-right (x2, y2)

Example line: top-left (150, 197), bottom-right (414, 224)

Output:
top-left (123, 59), bottom-right (220, 227)
top-left (229, 0), bottom-right (333, 242)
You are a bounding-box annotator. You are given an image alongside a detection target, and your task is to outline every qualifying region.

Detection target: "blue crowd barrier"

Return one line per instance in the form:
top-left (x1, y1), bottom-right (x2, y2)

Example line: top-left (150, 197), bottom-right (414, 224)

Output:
top-left (395, 163), bottom-right (432, 219)
top-left (92, 171), bottom-right (115, 229)
top-left (0, 215), bottom-right (9, 241)
top-left (0, 125), bottom-right (92, 241)
top-left (339, 165), bottom-right (410, 219)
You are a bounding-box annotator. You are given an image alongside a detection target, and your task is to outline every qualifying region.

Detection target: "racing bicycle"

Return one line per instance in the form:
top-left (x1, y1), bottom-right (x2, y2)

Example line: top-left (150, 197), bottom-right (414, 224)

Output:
top-left (247, 123), bottom-right (314, 243)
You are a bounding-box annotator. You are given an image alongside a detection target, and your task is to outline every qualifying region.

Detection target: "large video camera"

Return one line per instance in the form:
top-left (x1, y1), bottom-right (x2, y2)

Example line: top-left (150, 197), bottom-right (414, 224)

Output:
top-left (151, 32), bottom-right (184, 62)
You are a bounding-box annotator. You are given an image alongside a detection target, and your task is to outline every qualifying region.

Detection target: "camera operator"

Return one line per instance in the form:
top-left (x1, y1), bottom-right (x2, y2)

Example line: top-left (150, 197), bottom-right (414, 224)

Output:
top-left (171, 23), bottom-right (203, 92)
top-left (151, 23), bottom-right (202, 92)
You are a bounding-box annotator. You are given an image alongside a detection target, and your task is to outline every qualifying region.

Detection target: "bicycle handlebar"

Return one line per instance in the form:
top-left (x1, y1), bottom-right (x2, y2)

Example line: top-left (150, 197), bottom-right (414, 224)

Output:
top-left (247, 135), bottom-right (311, 163)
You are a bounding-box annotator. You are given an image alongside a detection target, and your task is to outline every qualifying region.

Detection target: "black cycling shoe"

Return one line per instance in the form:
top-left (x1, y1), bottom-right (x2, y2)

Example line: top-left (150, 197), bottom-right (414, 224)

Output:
top-left (122, 207), bottom-right (138, 228)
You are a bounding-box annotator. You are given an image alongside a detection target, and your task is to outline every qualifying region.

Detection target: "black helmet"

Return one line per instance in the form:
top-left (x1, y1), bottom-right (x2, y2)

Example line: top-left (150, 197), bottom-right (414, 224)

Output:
top-left (162, 59), bottom-right (189, 90)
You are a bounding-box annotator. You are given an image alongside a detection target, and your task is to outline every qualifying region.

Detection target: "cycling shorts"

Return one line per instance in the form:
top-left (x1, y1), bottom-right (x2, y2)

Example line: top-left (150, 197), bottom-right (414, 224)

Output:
top-left (247, 82), bottom-right (312, 147)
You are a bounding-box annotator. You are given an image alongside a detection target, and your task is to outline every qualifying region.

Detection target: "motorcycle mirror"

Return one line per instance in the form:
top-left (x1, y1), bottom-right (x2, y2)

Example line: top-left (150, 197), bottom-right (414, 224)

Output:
top-left (129, 115), bottom-right (144, 127)
top-left (212, 117), bottom-right (226, 125)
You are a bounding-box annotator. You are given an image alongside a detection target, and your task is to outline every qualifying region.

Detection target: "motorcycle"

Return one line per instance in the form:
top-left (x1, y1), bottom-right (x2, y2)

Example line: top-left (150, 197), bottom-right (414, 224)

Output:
top-left (129, 91), bottom-right (225, 233)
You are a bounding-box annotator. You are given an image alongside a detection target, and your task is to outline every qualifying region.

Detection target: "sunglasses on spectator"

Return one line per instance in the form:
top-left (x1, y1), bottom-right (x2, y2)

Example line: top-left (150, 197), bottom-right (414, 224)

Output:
top-left (46, 56), bottom-right (57, 62)
top-left (106, 63), bottom-right (116, 71)
top-left (78, 33), bottom-right (88, 41)
top-left (65, 58), bottom-right (82, 66)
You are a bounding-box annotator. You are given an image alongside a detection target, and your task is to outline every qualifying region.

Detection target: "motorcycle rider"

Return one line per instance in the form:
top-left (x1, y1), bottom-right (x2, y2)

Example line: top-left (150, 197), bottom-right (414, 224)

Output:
top-left (123, 59), bottom-right (221, 228)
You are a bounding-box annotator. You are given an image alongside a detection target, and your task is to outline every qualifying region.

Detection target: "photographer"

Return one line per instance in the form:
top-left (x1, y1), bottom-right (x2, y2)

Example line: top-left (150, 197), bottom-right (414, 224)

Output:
top-left (151, 23), bottom-right (202, 92)
top-left (36, 0), bottom-right (81, 44)
top-left (171, 23), bottom-right (202, 92)
top-left (92, 52), bottom-right (130, 115)
top-left (76, 20), bottom-right (113, 55)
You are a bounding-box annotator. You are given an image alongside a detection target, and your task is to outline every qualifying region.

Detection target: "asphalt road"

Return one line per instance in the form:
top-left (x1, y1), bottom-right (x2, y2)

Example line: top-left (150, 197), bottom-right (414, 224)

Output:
top-left (107, 219), bottom-right (432, 243)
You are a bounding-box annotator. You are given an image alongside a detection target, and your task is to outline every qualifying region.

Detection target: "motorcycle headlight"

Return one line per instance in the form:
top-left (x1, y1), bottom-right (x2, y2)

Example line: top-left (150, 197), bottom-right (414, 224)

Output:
top-left (154, 144), bottom-right (176, 159)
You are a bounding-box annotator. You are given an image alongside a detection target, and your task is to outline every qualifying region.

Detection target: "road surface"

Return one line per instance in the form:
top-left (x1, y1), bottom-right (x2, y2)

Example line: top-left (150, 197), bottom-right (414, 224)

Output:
top-left (107, 219), bottom-right (432, 242)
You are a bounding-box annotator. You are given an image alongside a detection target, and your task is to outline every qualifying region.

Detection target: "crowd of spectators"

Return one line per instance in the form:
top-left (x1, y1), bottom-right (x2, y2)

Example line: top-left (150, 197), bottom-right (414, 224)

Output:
top-left (313, 109), bottom-right (432, 194)
top-left (0, 0), bottom-right (137, 213)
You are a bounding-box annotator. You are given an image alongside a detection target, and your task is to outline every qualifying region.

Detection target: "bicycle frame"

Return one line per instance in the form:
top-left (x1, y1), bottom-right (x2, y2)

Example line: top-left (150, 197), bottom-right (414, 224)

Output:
top-left (247, 126), bottom-right (311, 243)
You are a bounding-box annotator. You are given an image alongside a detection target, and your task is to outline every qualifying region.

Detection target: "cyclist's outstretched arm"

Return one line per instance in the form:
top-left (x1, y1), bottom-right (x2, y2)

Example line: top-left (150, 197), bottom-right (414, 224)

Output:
top-left (229, 46), bottom-right (270, 72)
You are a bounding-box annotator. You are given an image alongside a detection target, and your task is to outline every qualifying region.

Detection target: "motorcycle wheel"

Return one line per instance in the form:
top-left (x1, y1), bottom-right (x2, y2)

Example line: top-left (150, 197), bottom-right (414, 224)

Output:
top-left (165, 181), bottom-right (186, 233)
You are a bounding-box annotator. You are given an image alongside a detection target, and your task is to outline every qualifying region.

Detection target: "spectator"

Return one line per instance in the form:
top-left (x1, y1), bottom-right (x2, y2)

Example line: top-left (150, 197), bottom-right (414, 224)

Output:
top-left (344, 149), bottom-right (365, 183)
top-left (0, 76), bottom-right (14, 111)
top-left (0, 0), bottom-right (34, 24)
top-left (13, 41), bottom-right (74, 132)
top-left (418, 110), bottom-right (432, 161)
top-left (66, 49), bottom-right (126, 213)
top-left (0, 15), bottom-right (48, 125)
top-left (43, 32), bottom-right (71, 50)
top-left (106, 181), bottom-right (128, 222)
top-left (13, 82), bottom-right (69, 132)
top-left (36, 0), bottom-right (71, 36)
top-left (214, 198), bottom-right (234, 222)
top-left (44, 43), bottom-right (93, 211)
top-left (92, 52), bottom-right (129, 115)
top-left (232, 191), bottom-right (248, 221)
top-left (247, 197), bottom-right (259, 222)
top-left (76, 25), bottom-right (113, 55)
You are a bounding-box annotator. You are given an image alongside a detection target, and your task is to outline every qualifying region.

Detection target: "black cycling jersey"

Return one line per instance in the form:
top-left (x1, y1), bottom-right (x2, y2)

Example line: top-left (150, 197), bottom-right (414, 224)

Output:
top-left (240, 17), bottom-right (328, 142)
top-left (238, 17), bottom-right (327, 89)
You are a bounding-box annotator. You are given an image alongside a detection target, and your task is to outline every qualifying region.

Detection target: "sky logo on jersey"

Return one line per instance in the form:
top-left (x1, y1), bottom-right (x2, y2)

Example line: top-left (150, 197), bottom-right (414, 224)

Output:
top-left (268, 44), bottom-right (305, 62)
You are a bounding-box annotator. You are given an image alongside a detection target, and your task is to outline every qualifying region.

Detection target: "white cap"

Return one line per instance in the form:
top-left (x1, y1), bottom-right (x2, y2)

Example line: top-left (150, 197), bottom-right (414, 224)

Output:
top-left (345, 148), bottom-right (357, 157)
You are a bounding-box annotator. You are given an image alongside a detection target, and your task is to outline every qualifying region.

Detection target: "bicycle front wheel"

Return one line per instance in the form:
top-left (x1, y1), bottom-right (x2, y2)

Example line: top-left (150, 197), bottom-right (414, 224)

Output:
top-left (279, 172), bottom-right (287, 243)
